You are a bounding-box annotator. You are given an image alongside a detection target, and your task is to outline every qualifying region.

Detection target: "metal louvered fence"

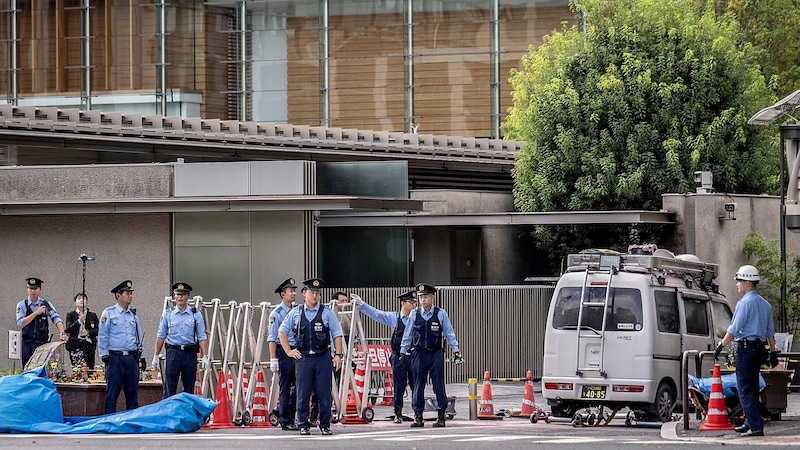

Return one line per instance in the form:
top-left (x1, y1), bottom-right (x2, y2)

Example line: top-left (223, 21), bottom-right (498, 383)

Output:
top-left (323, 285), bottom-right (555, 384)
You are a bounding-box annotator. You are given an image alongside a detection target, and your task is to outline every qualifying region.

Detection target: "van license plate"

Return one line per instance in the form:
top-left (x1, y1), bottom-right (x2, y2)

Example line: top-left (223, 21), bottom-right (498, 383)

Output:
top-left (580, 385), bottom-right (607, 399)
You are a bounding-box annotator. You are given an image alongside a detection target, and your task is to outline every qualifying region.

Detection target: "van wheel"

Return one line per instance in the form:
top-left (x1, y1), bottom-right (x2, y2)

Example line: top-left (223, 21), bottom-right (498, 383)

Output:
top-left (550, 402), bottom-right (575, 418)
top-left (645, 383), bottom-right (675, 422)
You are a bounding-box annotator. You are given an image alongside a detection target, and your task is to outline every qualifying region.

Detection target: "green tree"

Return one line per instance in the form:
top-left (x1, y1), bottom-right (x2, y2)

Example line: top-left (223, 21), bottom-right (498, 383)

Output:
top-left (504, 0), bottom-right (778, 266)
top-left (727, 0), bottom-right (800, 98)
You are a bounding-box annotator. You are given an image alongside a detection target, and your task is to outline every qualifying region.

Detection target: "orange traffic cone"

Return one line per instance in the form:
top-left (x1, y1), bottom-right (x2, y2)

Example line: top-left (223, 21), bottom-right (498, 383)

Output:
top-left (478, 371), bottom-right (501, 420)
top-left (340, 392), bottom-right (370, 424)
top-left (194, 370), bottom-right (202, 396)
top-left (699, 364), bottom-right (734, 430)
top-left (204, 370), bottom-right (234, 429)
top-left (227, 372), bottom-right (234, 401)
top-left (354, 363), bottom-right (367, 404)
top-left (381, 371), bottom-right (394, 406)
top-left (250, 370), bottom-right (270, 428)
top-left (520, 370), bottom-right (536, 416)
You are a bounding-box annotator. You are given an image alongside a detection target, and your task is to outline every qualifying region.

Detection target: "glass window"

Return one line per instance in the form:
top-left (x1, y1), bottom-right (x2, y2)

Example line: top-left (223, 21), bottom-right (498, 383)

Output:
top-left (655, 290), bottom-right (679, 334)
top-left (552, 286), bottom-right (642, 332)
top-left (710, 300), bottom-right (733, 340)
top-left (683, 298), bottom-right (709, 336)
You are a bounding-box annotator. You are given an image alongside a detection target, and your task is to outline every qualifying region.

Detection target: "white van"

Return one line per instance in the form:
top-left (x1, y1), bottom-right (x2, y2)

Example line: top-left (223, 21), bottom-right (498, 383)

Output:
top-left (541, 248), bottom-right (733, 422)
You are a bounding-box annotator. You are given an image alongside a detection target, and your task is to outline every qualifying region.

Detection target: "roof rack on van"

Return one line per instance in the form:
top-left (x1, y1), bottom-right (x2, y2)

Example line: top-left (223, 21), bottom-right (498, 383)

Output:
top-left (566, 251), bottom-right (719, 282)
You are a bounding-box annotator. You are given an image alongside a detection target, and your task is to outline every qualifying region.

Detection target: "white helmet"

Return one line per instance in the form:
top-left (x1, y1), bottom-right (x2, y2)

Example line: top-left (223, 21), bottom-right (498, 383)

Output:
top-left (734, 265), bottom-right (760, 282)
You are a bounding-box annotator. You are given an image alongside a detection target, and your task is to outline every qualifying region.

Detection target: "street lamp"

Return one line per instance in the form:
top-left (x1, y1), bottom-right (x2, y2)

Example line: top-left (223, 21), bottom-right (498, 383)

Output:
top-left (748, 89), bottom-right (800, 332)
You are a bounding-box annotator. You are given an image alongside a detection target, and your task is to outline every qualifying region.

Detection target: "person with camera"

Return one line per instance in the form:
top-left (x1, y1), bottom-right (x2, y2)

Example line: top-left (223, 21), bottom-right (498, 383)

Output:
top-left (16, 277), bottom-right (69, 367)
top-left (98, 280), bottom-right (146, 414)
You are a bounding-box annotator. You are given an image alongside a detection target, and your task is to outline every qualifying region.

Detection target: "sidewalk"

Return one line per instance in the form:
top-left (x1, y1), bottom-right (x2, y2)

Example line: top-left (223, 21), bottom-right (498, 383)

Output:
top-left (663, 390), bottom-right (800, 445)
top-left (384, 380), bottom-right (800, 445)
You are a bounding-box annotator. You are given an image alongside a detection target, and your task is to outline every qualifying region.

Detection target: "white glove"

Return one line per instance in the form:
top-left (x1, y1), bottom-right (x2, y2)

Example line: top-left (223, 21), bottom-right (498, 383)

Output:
top-left (270, 358), bottom-right (279, 373)
top-left (151, 355), bottom-right (160, 368)
top-left (350, 293), bottom-right (364, 306)
top-left (201, 355), bottom-right (210, 371)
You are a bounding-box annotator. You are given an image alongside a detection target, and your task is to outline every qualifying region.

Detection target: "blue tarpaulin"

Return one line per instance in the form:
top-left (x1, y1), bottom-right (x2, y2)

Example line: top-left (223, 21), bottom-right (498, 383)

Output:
top-left (688, 372), bottom-right (766, 398)
top-left (0, 366), bottom-right (216, 434)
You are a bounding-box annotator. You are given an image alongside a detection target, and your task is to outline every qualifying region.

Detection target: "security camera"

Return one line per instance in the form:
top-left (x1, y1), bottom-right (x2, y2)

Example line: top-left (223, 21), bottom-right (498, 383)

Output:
top-left (724, 203), bottom-right (735, 212)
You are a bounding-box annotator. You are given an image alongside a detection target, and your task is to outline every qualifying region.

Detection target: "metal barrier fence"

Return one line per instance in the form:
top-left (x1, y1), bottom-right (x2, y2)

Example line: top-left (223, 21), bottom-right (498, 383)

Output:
top-left (322, 285), bottom-right (555, 384)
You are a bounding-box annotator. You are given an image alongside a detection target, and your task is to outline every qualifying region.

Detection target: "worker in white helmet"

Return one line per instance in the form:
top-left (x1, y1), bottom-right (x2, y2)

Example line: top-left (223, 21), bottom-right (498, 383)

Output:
top-left (713, 265), bottom-right (777, 437)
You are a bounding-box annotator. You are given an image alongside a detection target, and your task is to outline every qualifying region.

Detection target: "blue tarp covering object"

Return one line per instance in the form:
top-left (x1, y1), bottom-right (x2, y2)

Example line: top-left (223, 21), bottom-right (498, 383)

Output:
top-left (0, 366), bottom-right (216, 434)
top-left (688, 372), bottom-right (766, 398)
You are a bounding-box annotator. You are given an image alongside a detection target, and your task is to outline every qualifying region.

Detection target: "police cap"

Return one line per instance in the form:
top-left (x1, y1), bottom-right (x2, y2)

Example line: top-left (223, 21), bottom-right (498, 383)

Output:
top-left (274, 278), bottom-right (297, 294)
top-left (397, 289), bottom-right (417, 302)
top-left (26, 277), bottom-right (43, 288)
top-left (301, 278), bottom-right (324, 292)
top-left (111, 280), bottom-right (134, 294)
top-left (415, 283), bottom-right (437, 295)
top-left (172, 282), bottom-right (192, 294)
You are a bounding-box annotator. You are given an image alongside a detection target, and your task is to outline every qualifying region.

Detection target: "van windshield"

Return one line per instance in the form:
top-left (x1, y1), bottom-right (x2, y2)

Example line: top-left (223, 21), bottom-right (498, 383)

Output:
top-left (552, 287), bottom-right (643, 332)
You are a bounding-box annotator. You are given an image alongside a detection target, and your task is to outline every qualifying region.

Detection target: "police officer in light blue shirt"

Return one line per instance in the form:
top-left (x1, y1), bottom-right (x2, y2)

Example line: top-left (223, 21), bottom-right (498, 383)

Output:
top-left (152, 282), bottom-right (209, 398)
top-left (714, 265), bottom-right (776, 437)
top-left (399, 283), bottom-right (464, 428)
top-left (268, 277), bottom-right (301, 430)
top-left (16, 277), bottom-right (69, 366)
top-left (351, 289), bottom-right (417, 424)
top-left (279, 278), bottom-right (343, 436)
top-left (99, 280), bottom-right (146, 414)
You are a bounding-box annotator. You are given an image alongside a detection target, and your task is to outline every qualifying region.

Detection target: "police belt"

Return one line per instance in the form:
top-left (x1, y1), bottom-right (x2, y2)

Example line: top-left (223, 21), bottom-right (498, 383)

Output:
top-left (299, 348), bottom-right (330, 355)
top-left (108, 350), bottom-right (139, 356)
top-left (166, 343), bottom-right (200, 352)
top-left (738, 339), bottom-right (764, 348)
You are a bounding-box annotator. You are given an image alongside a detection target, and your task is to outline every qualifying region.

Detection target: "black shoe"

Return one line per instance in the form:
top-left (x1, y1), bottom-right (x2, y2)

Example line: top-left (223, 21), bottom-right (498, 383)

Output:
top-left (320, 427), bottom-right (333, 435)
top-left (433, 418), bottom-right (446, 428)
top-left (281, 424), bottom-right (299, 431)
top-left (734, 424), bottom-right (750, 433)
top-left (393, 414), bottom-right (403, 424)
top-left (299, 428), bottom-right (311, 435)
top-left (740, 430), bottom-right (764, 437)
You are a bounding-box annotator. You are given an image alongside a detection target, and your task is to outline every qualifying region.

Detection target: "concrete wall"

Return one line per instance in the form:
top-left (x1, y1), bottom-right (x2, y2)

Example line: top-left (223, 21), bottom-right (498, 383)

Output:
top-left (0, 164), bottom-right (172, 200)
top-left (663, 193), bottom-right (799, 303)
top-left (0, 214), bottom-right (171, 372)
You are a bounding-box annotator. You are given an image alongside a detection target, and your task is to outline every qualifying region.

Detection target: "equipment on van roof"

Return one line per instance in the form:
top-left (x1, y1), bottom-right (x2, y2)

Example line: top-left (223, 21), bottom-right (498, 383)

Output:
top-left (565, 248), bottom-right (720, 293)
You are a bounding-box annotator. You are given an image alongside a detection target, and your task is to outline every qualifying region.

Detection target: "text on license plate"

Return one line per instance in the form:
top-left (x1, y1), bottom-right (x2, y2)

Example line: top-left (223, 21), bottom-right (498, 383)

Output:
top-left (580, 385), bottom-right (607, 400)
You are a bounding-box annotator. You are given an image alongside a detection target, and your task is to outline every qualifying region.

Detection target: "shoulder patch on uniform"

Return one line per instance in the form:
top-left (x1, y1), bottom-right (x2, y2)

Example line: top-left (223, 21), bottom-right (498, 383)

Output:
top-left (16, 307), bottom-right (20, 314)
top-left (101, 315), bottom-right (107, 323)
top-left (270, 316), bottom-right (275, 324)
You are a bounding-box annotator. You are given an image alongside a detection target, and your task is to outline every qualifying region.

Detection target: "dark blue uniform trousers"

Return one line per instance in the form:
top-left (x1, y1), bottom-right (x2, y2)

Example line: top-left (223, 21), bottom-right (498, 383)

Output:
top-left (411, 348), bottom-right (446, 412)
top-left (164, 348), bottom-right (197, 398)
top-left (295, 353), bottom-right (332, 429)
top-left (736, 344), bottom-right (766, 432)
top-left (105, 353), bottom-right (139, 414)
top-left (391, 353), bottom-right (413, 409)
top-left (22, 339), bottom-right (45, 367)
top-left (277, 349), bottom-right (297, 427)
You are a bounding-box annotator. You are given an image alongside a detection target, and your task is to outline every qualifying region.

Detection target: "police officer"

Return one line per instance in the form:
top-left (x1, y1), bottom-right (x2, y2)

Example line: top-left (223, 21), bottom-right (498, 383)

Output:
top-left (16, 277), bottom-right (69, 367)
top-left (98, 280), bottom-right (146, 414)
top-left (351, 289), bottom-right (417, 424)
top-left (399, 283), bottom-right (464, 428)
top-left (152, 282), bottom-right (210, 398)
top-left (279, 278), bottom-right (343, 436)
top-left (64, 292), bottom-right (100, 369)
top-left (268, 277), bottom-right (300, 430)
top-left (714, 265), bottom-right (777, 437)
